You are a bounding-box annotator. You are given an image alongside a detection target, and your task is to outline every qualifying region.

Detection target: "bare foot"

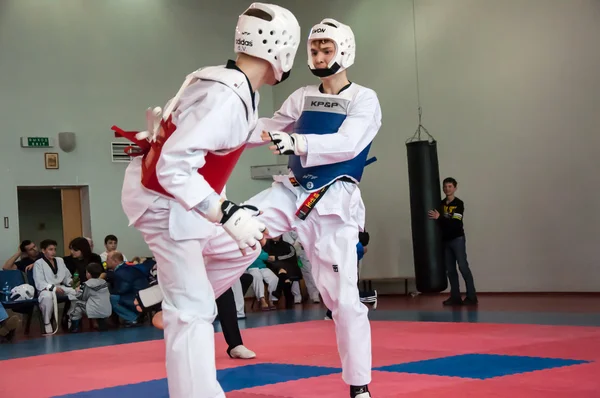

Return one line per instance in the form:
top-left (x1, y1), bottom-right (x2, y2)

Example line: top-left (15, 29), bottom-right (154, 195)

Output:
top-left (152, 311), bottom-right (164, 329)
top-left (134, 298), bottom-right (143, 313)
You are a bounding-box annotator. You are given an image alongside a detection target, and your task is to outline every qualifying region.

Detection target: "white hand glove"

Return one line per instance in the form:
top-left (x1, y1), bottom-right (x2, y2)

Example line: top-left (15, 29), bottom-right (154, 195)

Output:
top-left (136, 107), bottom-right (163, 141)
top-left (219, 200), bottom-right (267, 253)
top-left (268, 132), bottom-right (308, 155)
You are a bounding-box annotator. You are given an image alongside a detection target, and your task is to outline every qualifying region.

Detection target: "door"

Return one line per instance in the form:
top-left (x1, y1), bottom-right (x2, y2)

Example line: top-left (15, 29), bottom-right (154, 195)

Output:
top-left (17, 186), bottom-right (89, 256)
top-left (61, 188), bottom-right (83, 255)
top-left (17, 188), bottom-right (65, 255)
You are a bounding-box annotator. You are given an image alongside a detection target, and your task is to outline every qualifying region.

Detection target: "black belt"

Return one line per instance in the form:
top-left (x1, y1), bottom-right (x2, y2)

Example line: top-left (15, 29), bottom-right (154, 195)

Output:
top-left (292, 177), bottom-right (355, 220)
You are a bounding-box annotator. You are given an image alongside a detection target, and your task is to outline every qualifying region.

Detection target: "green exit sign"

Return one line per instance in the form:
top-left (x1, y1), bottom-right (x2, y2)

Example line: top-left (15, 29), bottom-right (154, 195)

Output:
top-left (28, 137), bottom-right (49, 147)
top-left (21, 136), bottom-right (54, 148)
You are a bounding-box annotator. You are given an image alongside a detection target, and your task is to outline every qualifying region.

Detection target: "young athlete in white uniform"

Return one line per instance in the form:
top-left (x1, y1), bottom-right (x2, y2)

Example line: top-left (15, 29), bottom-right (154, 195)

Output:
top-left (244, 18), bottom-right (382, 398)
top-left (114, 4), bottom-right (301, 398)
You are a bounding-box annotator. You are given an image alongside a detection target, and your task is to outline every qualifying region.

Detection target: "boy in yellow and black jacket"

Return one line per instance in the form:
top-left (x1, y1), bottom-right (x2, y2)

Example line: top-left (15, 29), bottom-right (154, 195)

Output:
top-left (429, 177), bottom-right (478, 306)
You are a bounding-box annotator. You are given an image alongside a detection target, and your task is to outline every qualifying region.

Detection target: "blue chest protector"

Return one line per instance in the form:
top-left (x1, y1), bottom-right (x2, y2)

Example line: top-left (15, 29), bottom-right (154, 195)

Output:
top-left (288, 97), bottom-right (372, 191)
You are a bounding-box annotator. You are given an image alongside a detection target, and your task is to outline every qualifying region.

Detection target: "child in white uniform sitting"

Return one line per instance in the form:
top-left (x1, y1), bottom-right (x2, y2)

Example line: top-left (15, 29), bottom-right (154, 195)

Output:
top-left (32, 239), bottom-right (78, 334)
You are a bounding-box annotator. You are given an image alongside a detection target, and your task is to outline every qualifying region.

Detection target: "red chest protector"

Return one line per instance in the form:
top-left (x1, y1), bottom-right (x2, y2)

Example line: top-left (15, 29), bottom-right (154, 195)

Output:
top-left (112, 116), bottom-right (245, 197)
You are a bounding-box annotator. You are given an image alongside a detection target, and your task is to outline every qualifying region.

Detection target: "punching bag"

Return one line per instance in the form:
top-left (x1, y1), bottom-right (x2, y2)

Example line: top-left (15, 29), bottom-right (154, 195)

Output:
top-left (406, 139), bottom-right (447, 293)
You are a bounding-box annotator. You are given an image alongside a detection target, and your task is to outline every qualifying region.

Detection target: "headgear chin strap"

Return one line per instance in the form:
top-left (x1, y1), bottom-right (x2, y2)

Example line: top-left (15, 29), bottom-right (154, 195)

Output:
top-left (310, 63), bottom-right (341, 78)
top-left (274, 70), bottom-right (291, 85)
top-left (307, 18), bottom-right (355, 77)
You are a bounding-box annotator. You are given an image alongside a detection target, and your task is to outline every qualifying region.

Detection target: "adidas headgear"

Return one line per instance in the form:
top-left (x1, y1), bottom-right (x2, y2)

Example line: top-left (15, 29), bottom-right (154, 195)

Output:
top-left (234, 3), bottom-right (301, 83)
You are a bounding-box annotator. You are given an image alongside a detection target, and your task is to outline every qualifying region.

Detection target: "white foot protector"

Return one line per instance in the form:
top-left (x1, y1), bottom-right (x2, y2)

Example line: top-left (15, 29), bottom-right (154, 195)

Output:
top-left (229, 345), bottom-right (256, 359)
top-left (136, 284), bottom-right (163, 312)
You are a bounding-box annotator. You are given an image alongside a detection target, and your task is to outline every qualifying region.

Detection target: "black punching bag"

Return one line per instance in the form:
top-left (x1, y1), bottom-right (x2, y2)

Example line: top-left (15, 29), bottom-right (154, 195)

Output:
top-left (406, 140), bottom-right (447, 293)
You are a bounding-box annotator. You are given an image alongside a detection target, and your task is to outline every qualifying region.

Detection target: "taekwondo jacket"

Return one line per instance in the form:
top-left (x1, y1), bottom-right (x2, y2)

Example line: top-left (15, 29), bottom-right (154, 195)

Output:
top-left (121, 61), bottom-right (260, 241)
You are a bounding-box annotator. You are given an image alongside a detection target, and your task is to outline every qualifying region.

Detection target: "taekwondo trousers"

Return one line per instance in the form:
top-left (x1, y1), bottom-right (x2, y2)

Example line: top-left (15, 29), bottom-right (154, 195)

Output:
top-left (242, 177), bottom-right (372, 386)
top-left (38, 289), bottom-right (76, 326)
top-left (133, 197), bottom-right (261, 398)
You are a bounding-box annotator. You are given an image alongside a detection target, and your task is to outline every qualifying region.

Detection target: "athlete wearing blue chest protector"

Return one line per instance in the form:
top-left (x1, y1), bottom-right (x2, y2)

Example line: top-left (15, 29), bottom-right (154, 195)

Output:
top-left (243, 18), bottom-right (382, 398)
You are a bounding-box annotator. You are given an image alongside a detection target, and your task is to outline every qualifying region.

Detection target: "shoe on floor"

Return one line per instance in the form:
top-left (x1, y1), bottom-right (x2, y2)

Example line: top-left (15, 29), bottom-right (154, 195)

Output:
top-left (229, 345), bottom-right (256, 359)
top-left (463, 297), bottom-right (478, 306)
top-left (123, 320), bottom-right (140, 328)
top-left (443, 297), bottom-right (463, 306)
top-left (70, 319), bottom-right (81, 333)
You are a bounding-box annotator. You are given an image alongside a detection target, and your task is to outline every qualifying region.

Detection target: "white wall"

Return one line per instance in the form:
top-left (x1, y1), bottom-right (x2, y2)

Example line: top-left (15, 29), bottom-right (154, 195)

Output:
top-left (2, 0), bottom-right (598, 292)
top-left (413, 0), bottom-right (600, 292)
top-left (274, 0), bottom-right (600, 292)
top-left (0, 0), bottom-right (274, 261)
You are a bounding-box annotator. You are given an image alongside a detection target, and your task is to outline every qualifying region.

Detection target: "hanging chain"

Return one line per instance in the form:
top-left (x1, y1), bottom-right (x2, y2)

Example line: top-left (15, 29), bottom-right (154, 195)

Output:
top-left (406, 0), bottom-right (435, 144)
top-left (406, 106), bottom-right (435, 143)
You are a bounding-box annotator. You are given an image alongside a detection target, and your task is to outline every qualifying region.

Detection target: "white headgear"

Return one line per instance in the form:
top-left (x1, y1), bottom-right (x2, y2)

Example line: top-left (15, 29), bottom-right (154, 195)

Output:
top-left (307, 18), bottom-right (355, 77)
top-left (10, 284), bottom-right (35, 301)
top-left (234, 3), bottom-right (301, 83)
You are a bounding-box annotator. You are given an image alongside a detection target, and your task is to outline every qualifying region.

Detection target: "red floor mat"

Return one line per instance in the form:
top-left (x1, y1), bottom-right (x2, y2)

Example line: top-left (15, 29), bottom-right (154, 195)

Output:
top-left (0, 320), bottom-right (599, 397)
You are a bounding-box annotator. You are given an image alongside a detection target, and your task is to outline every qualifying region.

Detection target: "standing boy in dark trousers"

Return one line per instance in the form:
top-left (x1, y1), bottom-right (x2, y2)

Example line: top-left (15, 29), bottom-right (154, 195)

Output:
top-left (428, 177), bottom-right (478, 306)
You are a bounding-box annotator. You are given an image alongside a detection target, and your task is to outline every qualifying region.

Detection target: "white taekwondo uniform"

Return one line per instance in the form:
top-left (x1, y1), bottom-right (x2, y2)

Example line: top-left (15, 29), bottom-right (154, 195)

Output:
top-left (243, 82), bottom-right (382, 386)
top-left (118, 62), bottom-right (263, 398)
top-left (33, 256), bottom-right (77, 333)
top-left (116, 2), bottom-right (303, 396)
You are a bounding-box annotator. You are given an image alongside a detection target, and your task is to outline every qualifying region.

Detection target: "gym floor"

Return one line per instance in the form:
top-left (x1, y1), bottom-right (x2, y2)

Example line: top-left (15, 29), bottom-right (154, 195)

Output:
top-left (2, 294), bottom-right (600, 397)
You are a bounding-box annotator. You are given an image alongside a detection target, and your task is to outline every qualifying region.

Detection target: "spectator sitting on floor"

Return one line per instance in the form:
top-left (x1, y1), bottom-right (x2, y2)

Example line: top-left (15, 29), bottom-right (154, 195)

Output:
top-left (245, 250), bottom-right (279, 311)
top-left (63, 237), bottom-right (103, 285)
top-left (32, 239), bottom-right (78, 334)
top-left (85, 237), bottom-right (104, 264)
top-left (100, 234), bottom-right (127, 263)
top-left (263, 236), bottom-right (301, 309)
top-left (2, 240), bottom-right (42, 272)
top-left (232, 273), bottom-right (254, 319)
top-left (283, 231), bottom-right (320, 304)
top-left (68, 262), bottom-right (112, 333)
top-left (105, 251), bottom-right (151, 327)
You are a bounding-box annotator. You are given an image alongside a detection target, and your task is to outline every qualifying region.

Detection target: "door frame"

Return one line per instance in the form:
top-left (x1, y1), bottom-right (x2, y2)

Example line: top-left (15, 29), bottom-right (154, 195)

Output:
top-left (16, 185), bottom-right (91, 255)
